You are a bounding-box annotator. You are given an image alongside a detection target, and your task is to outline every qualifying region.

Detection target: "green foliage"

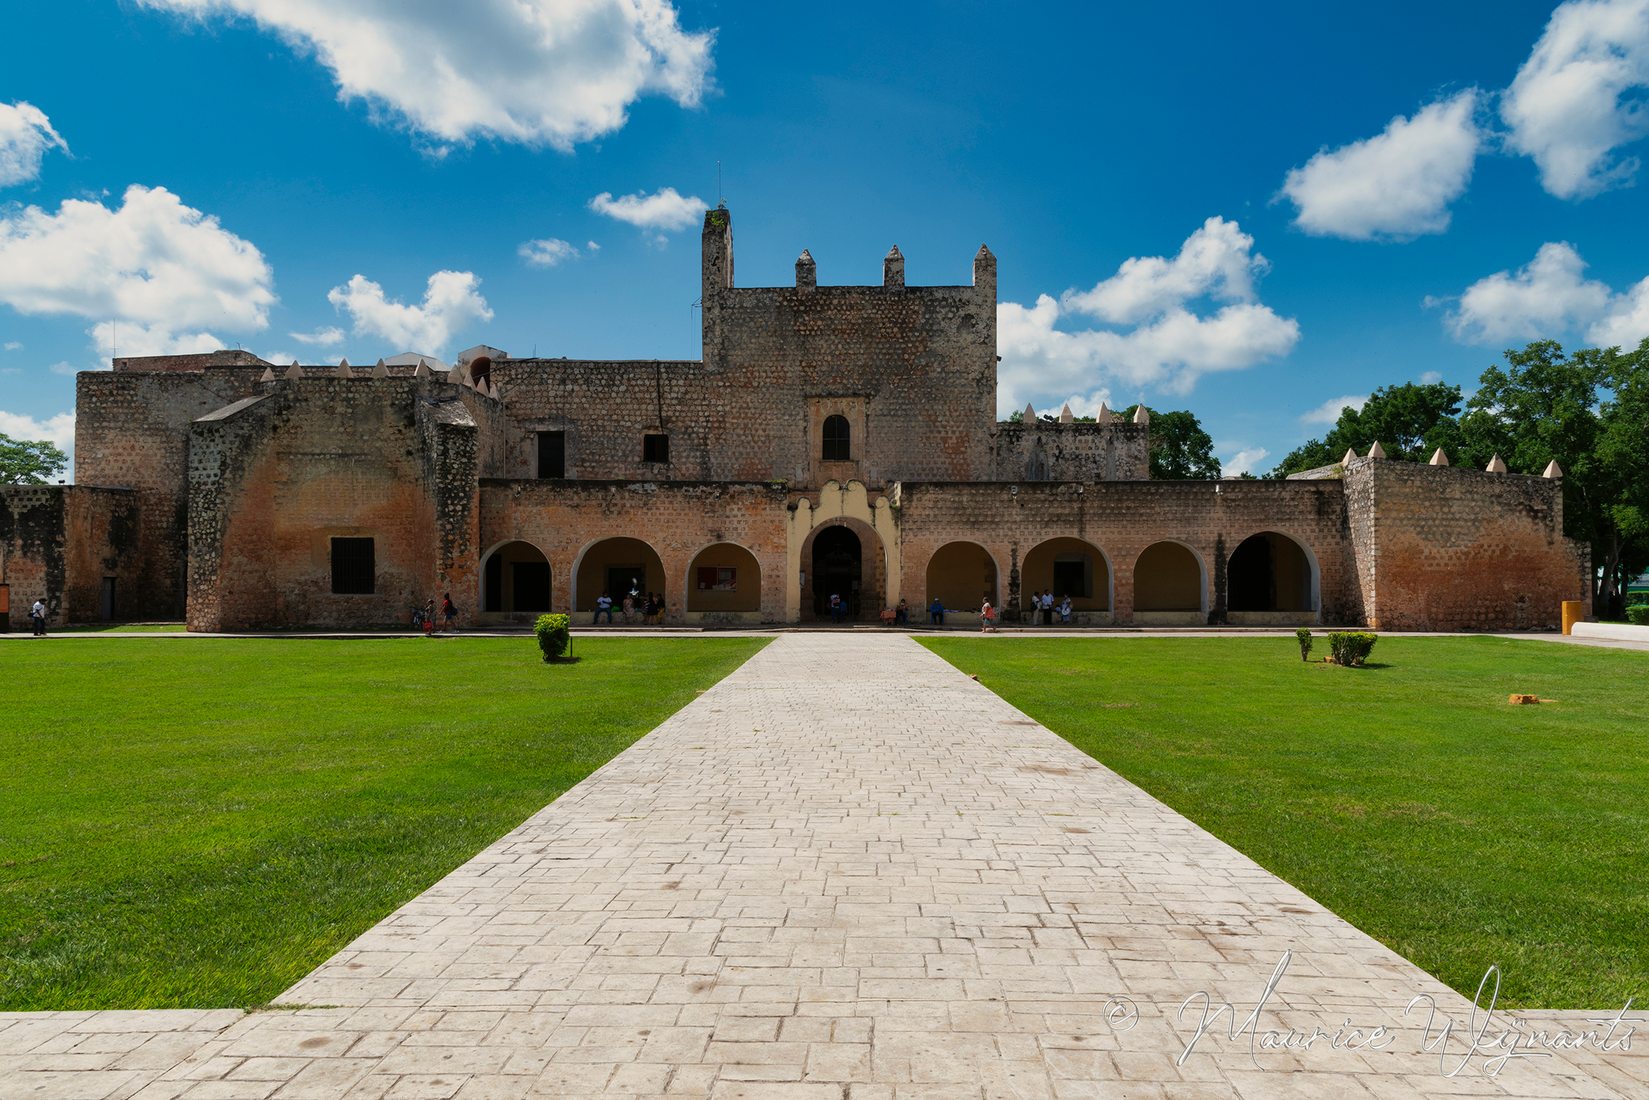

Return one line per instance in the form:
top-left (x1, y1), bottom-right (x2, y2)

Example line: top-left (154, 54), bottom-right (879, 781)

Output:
top-left (534, 612), bottom-right (571, 661)
top-left (1119, 405), bottom-right (1221, 479)
top-left (0, 636), bottom-right (766, 1009)
top-left (1327, 631), bottom-right (1378, 667)
top-left (1270, 382), bottom-right (1463, 477)
top-left (1627, 605), bottom-right (1649, 626)
top-left (1295, 627), bottom-right (1313, 662)
top-left (0, 432), bottom-right (68, 485)
top-left (924, 635), bottom-right (1649, 1007)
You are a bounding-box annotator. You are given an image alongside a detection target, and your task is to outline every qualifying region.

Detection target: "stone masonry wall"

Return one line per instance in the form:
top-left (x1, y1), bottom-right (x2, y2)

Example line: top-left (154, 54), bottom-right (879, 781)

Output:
top-left (1, 486), bottom-right (139, 630)
top-left (991, 420), bottom-right (1150, 482)
top-left (478, 480), bottom-right (789, 622)
top-left (698, 209), bottom-right (999, 486)
top-left (76, 367), bottom-right (267, 617)
top-left (188, 376), bottom-right (493, 631)
top-left (894, 480), bottom-right (1362, 625)
top-left (1344, 458), bottom-right (1590, 630)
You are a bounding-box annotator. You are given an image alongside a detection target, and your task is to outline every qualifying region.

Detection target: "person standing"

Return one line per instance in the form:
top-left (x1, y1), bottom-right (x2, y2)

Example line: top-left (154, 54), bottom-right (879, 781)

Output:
top-left (31, 598), bottom-right (47, 636)
top-left (1058, 593), bottom-right (1072, 624)
top-left (441, 593), bottom-right (457, 632)
top-left (929, 597), bottom-right (944, 626)
top-left (1041, 590), bottom-right (1054, 626)
top-left (829, 592), bottom-right (845, 624)
top-left (980, 596), bottom-right (997, 633)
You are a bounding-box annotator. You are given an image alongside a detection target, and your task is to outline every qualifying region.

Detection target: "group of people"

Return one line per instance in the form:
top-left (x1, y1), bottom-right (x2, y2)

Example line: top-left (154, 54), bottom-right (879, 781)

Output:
top-left (1027, 589), bottom-right (1074, 625)
top-left (415, 593), bottom-right (459, 633)
top-left (593, 589), bottom-right (666, 625)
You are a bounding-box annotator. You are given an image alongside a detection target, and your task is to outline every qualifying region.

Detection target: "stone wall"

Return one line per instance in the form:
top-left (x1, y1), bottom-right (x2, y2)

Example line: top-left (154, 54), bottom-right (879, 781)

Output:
top-left (478, 480), bottom-right (789, 623)
top-left (990, 420), bottom-right (1150, 482)
top-left (1344, 458), bottom-right (1590, 630)
top-left (1, 486), bottom-right (140, 630)
top-left (187, 375), bottom-right (497, 631)
top-left (76, 366), bottom-right (268, 617)
top-left (893, 479), bottom-right (1361, 625)
top-left (698, 209), bottom-right (998, 486)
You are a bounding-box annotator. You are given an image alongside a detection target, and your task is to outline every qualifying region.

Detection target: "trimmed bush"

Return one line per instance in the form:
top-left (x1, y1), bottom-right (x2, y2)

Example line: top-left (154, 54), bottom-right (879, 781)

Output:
top-left (534, 613), bottom-right (571, 661)
top-left (1295, 628), bottom-right (1313, 662)
top-left (1327, 631), bottom-right (1378, 667)
top-left (1627, 605), bottom-right (1649, 626)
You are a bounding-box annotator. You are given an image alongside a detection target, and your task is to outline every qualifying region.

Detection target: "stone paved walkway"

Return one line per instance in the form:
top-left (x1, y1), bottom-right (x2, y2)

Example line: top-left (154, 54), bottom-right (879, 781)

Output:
top-left (4, 634), bottom-right (1643, 1098)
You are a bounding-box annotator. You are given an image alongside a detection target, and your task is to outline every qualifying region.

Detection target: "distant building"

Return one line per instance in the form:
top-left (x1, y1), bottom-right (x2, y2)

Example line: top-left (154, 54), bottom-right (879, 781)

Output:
top-left (0, 208), bottom-right (1591, 632)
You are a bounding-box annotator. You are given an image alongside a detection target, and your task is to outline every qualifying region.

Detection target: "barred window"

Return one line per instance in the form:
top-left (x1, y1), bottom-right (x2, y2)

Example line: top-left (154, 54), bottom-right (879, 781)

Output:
top-left (822, 414), bottom-right (850, 461)
top-left (331, 537), bottom-right (375, 594)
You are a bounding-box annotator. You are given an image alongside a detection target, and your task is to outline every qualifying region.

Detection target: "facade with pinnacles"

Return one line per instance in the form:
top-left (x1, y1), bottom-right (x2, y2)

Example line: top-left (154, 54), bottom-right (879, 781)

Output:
top-left (0, 207), bottom-right (1591, 633)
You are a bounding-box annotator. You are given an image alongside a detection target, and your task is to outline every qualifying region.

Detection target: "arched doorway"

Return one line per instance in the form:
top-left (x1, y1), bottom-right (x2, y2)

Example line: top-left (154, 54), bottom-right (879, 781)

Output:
top-left (574, 537), bottom-right (666, 611)
top-left (1022, 537), bottom-right (1111, 615)
top-left (1228, 531), bottom-right (1317, 617)
top-left (1133, 541), bottom-right (1206, 622)
top-left (810, 525), bottom-right (864, 619)
top-left (687, 543), bottom-right (762, 614)
top-left (925, 542), bottom-right (998, 613)
top-left (482, 541), bottom-right (551, 613)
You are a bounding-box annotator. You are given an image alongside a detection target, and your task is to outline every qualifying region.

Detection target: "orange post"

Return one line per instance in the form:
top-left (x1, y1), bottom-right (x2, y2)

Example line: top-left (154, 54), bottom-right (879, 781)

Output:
top-left (1561, 600), bottom-right (1582, 635)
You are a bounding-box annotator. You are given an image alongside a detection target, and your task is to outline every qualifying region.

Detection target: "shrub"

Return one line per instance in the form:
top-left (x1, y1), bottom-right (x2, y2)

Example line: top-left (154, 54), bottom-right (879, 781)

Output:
top-left (1295, 628), bottom-right (1313, 662)
top-left (1628, 605), bottom-right (1649, 626)
top-left (534, 613), bottom-right (571, 661)
top-left (1327, 631), bottom-right (1377, 667)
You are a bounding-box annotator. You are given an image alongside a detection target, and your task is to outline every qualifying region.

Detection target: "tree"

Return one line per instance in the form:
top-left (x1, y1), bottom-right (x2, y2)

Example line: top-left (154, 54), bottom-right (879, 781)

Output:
top-left (1597, 343), bottom-right (1649, 612)
top-left (0, 433), bottom-right (67, 484)
top-left (1269, 382), bottom-right (1463, 477)
top-left (1118, 406), bottom-right (1221, 479)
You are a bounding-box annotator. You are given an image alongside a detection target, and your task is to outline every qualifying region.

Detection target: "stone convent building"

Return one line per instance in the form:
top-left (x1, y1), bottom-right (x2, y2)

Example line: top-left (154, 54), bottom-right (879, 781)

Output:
top-left (1, 207), bottom-right (1591, 632)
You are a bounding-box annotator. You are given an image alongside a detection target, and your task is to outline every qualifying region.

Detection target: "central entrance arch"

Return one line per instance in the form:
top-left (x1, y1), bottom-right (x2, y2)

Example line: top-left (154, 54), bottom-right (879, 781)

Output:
top-left (811, 525), bottom-right (863, 619)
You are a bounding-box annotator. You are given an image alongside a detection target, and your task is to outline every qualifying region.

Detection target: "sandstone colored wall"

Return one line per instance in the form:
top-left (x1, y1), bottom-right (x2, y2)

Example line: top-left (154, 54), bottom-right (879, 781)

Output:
top-left (1, 486), bottom-right (140, 630)
top-left (893, 480), bottom-right (1362, 626)
top-left (187, 376), bottom-right (497, 631)
top-left (478, 480), bottom-right (789, 624)
top-left (1344, 458), bottom-right (1590, 631)
top-left (991, 420), bottom-right (1150, 482)
top-left (76, 367), bottom-right (267, 617)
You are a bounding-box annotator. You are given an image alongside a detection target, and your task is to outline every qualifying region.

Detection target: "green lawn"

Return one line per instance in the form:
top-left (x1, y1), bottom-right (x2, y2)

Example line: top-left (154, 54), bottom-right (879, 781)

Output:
top-left (921, 635), bottom-right (1648, 1009)
top-left (55, 622), bottom-right (189, 633)
top-left (0, 636), bottom-right (766, 1010)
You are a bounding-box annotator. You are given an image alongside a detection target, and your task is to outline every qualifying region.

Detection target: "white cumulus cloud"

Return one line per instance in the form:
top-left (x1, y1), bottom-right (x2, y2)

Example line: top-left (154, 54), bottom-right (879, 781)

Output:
top-left (328, 270), bottom-right (493, 353)
top-left (1502, 0), bottom-right (1649, 200)
top-left (998, 218), bottom-right (1299, 414)
top-left (589, 187), bottom-right (706, 233)
top-left (0, 184), bottom-right (274, 357)
top-left (0, 409), bottom-right (74, 450)
top-left (1300, 393), bottom-right (1370, 426)
top-left (139, 0), bottom-right (713, 151)
top-left (1588, 275), bottom-right (1649, 346)
top-left (290, 325), bottom-right (346, 346)
top-left (1281, 90), bottom-right (1482, 240)
top-left (0, 101), bottom-right (68, 188)
top-left (1223, 447), bottom-right (1270, 477)
top-left (1443, 242), bottom-right (1614, 343)
top-left (518, 237), bottom-right (582, 267)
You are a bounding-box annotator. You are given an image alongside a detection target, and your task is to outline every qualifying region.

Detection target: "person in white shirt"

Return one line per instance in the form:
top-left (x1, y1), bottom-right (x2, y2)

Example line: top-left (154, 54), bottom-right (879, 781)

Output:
top-left (593, 592), bottom-right (614, 624)
top-left (30, 599), bottom-right (47, 636)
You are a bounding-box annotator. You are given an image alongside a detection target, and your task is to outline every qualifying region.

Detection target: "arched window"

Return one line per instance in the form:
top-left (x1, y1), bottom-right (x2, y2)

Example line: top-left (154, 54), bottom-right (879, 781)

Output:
top-left (822, 414), bottom-right (851, 461)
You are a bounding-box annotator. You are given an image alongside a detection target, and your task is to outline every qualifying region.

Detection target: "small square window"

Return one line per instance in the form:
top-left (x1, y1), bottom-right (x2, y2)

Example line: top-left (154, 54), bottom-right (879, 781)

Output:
top-left (331, 537), bottom-right (375, 594)
top-left (643, 433), bottom-right (670, 464)
top-left (537, 430), bottom-right (565, 478)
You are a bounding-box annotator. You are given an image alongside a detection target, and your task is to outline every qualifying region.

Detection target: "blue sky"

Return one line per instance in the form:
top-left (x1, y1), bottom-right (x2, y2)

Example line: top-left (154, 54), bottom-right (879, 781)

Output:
top-left (3, 0), bottom-right (1648, 476)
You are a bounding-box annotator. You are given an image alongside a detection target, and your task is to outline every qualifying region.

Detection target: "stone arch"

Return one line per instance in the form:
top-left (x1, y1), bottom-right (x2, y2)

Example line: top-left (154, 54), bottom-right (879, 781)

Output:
top-left (784, 481), bottom-right (901, 622)
top-left (1133, 540), bottom-right (1207, 621)
top-left (480, 539), bottom-right (552, 614)
top-left (924, 541), bottom-right (1000, 612)
top-left (1228, 530), bottom-right (1319, 620)
top-left (798, 516), bottom-right (886, 621)
top-left (686, 543), bottom-right (762, 614)
top-left (572, 536), bottom-right (666, 612)
top-left (1022, 537), bottom-right (1112, 613)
